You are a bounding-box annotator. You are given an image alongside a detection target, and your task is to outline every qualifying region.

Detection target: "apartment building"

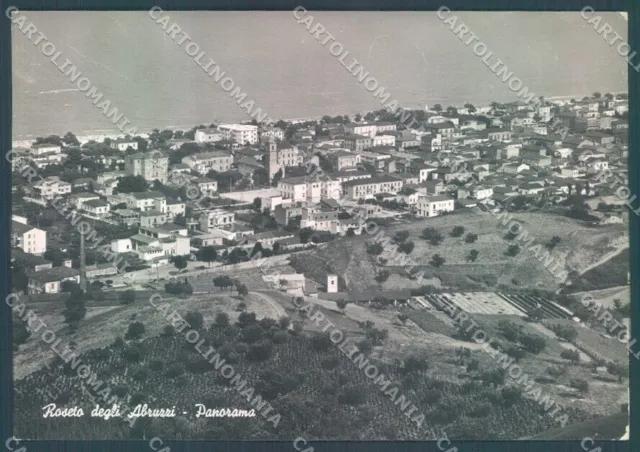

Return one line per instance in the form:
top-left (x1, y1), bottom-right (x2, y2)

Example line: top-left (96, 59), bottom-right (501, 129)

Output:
top-left (26, 143), bottom-right (64, 168)
top-left (12, 216), bottom-right (46, 255)
top-left (126, 191), bottom-right (167, 212)
top-left (416, 195), bottom-right (455, 217)
top-left (194, 128), bottom-right (223, 143)
top-left (373, 135), bottom-right (396, 147)
top-left (32, 176), bottom-right (72, 200)
top-left (195, 178), bottom-right (218, 195)
top-left (278, 175), bottom-right (342, 203)
top-left (259, 127), bottom-right (285, 142)
top-left (343, 175), bottom-right (404, 200)
top-left (130, 225), bottom-right (190, 261)
top-left (125, 152), bottom-right (169, 183)
top-left (182, 151), bottom-right (233, 174)
top-left (218, 124), bottom-right (258, 144)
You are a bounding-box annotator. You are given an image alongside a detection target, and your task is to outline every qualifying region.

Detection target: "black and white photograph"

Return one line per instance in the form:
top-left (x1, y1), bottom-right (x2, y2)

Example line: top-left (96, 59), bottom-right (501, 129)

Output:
top-left (9, 8), bottom-right (632, 442)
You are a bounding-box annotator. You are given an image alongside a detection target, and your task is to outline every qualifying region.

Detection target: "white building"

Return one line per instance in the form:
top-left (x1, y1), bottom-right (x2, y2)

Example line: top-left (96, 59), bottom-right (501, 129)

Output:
top-left (416, 195), bottom-right (455, 217)
top-left (194, 128), bottom-right (223, 143)
top-left (344, 122), bottom-right (378, 138)
top-left (182, 151), bottom-right (233, 174)
top-left (110, 139), bottom-right (138, 151)
top-left (218, 124), bottom-right (258, 144)
top-left (126, 191), bottom-right (167, 212)
top-left (373, 135), bottom-right (396, 147)
top-left (125, 152), bottom-right (169, 183)
top-left (12, 215), bottom-right (47, 255)
top-left (32, 176), bottom-right (72, 200)
top-left (199, 209), bottom-right (235, 233)
top-left (82, 199), bottom-right (110, 217)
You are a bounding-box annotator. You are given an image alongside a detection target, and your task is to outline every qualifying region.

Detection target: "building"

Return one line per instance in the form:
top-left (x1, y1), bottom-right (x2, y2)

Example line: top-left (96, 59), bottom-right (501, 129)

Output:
top-left (416, 195), bottom-right (455, 217)
top-left (110, 139), bottom-right (138, 151)
top-left (344, 122), bottom-right (378, 138)
top-left (344, 134), bottom-right (373, 152)
top-left (82, 199), bottom-right (110, 217)
top-left (12, 216), bottom-right (46, 255)
top-left (329, 149), bottom-right (361, 171)
top-left (126, 191), bottom-right (167, 212)
top-left (195, 178), bottom-right (218, 195)
top-left (85, 263), bottom-right (119, 279)
top-left (218, 124), bottom-right (258, 144)
top-left (194, 128), bottom-right (223, 143)
top-left (125, 152), bottom-right (169, 183)
top-left (259, 127), bottom-right (285, 142)
top-left (140, 210), bottom-right (168, 228)
top-left (425, 122), bottom-right (456, 137)
top-left (182, 151), bottom-right (233, 175)
top-left (130, 225), bottom-right (190, 260)
top-left (373, 135), bottom-right (396, 147)
top-left (27, 266), bottom-right (80, 294)
top-left (343, 175), bottom-right (404, 200)
top-left (487, 128), bottom-right (512, 141)
top-left (199, 209), bottom-right (235, 232)
top-left (32, 176), bottom-right (72, 200)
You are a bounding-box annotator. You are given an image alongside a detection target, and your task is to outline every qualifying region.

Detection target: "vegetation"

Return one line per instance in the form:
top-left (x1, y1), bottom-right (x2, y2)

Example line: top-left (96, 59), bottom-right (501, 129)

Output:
top-left (421, 227), bottom-right (443, 245)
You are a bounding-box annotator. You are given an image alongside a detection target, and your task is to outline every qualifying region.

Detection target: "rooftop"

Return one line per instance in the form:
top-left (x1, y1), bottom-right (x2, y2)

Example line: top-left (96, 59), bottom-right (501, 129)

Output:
top-left (28, 266), bottom-right (79, 283)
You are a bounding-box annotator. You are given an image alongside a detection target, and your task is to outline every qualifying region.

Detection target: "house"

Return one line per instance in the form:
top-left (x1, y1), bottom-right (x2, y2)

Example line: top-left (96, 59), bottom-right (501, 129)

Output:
top-left (192, 229), bottom-right (236, 247)
top-left (27, 266), bottom-right (80, 294)
top-left (499, 163), bottom-right (530, 174)
top-left (85, 263), bottom-right (119, 278)
top-left (582, 131), bottom-right (615, 145)
top-left (472, 186), bottom-right (493, 200)
top-left (110, 139), bottom-right (138, 151)
top-left (82, 199), bottom-right (110, 217)
top-left (170, 163), bottom-right (192, 175)
top-left (375, 121), bottom-right (397, 133)
top-left (487, 128), bottom-right (512, 141)
top-left (259, 127), bottom-right (285, 142)
top-left (373, 135), bottom-right (396, 147)
top-left (12, 249), bottom-right (53, 273)
top-left (125, 152), bottom-right (169, 183)
top-left (343, 175), bottom-right (404, 200)
top-left (246, 230), bottom-right (296, 247)
top-left (165, 200), bottom-right (186, 220)
top-left (32, 176), bottom-right (72, 200)
top-left (416, 195), bottom-right (455, 217)
top-left (421, 179), bottom-right (445, 195)
top-left (560, 166), bottom-right (582, 178)
top-left (140, 210), bottom-right (168, 228)
top-left (182, 151), bottom-right (233, 175)
top-left (554, 148), bottom-right (574, 159)
top-left (194, 128), bottom-right (223, 143)
top-left (126, 191), bottom-right (167, 212)
top-left (12, 216), bottom-right (46, 255)
top-left (344, 134), bottom-right (373, 152)
top-left (425, 122), bottom-right (456, 137)
top-left (518, 182), bottom-right (546, 195)
top-left (112, 208), bottom-right (140, 226)
top-left (395, 130), bottom-right (421, 149)
top-left (195, 178), bottom-right (218, 195)
top-left (588, 159), bottom-right (609, 171)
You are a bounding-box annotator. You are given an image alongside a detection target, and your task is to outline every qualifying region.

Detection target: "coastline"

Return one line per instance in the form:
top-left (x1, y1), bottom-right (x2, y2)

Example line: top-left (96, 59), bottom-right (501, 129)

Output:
top-left (11, 91), bottom-right (626, 148)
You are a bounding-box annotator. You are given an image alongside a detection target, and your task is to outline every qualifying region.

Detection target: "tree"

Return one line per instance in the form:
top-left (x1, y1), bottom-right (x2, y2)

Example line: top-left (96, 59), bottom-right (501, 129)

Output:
top-left (607, 362), bottom-right (627, 382)
top-left (62, 132), bottom-right (80, 146)
top-left (465, 233), bottom-right (478, 244)
top-left (398, 241), bottom-right (415, 254)
top-left (546, 236), bottom-right (561, 249)
top-left (467, 249), bottom-right (479, 262)
top-left (520, 333), bottom-right (546, 354)
top-left (570, 379), bottom-right (589, 395)
top-left (393, 230), bottom-right (410, 243)
top-left (278, 316), bottom-right (291, 330)
top-left (398, 313), bottom-right (409, 325)
top-left (299, 228), bottom-right (313, 244)
top-left (366, 242), bottom-right (384, 255)
top-left (116, 175), bottom-right (148, 193)
top-left (421, 227), bottom-right (443, 245)
top-left (506, 245), bottom-right (520, 257)
top-left (433, 104), bottom-right (442, 112)
top-left (63, 288), bottom-right (87, 329)
top-left (592, 92), bottom-right (601, 99)
top-left (13, 313), bottom-right (31, 349)
top-left (214, 312), bottom-right (230, 328)
top-left (213, 275), bottom-right (234, 291)
top-left (464, 103), bottom-right (476, 113)
top-left (430, 254), bottom-right (445, 268)
top-left (185, 311), bottom-right (204, 330)
top-left (196, 246), bottom-right (217, 266)
top-left (403, 355), bottom-right (429, 374)
top-left (336, 299), bottom-right (348, 314)
top-left (375, 269), bottom-right (390, 283)
top-left (560, 349), bottom-right (581, 364)
top-left (604, 92), bottom-right (614, 100)
top-left (237, 283), bottom-right (249, 297)
top-left (119, 290), bottom-right (136, 305)
top-left (125, 321), bottom-right (145, 340)
top-left (171, 255), bottom-right (188, 271)
top-left (450, 226), bottom-right (465, 237)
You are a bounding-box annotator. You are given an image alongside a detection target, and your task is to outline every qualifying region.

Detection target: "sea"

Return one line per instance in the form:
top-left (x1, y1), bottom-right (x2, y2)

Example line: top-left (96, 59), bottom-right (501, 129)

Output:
top-left (11, 11), bottom-right (629, 140)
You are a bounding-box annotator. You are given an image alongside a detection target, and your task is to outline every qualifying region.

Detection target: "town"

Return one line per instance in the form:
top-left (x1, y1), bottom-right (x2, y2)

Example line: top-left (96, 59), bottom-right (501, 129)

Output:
top-left (12, 92), bottom-right (631, 440)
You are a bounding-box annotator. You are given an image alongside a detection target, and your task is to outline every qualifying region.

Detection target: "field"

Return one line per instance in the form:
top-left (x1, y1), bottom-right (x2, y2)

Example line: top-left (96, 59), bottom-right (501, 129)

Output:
top-left (568, 248), bottom-right (630, 292)
top-left (289, 211), bottom-right (627, 293)
top-left (14, 308), bottom-right (600, 440)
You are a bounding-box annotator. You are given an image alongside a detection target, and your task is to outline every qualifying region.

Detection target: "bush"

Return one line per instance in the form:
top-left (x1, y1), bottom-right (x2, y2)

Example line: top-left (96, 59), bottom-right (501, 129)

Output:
top-left (119, 290), bottom-right (136, 305)
top-left (278, 316), bottom-right (291, 330)
top-left (114, 385), bottom-right (129, 398)
top-left (520, 333), bottom-right (546, 354)
top-left (450, 226), bottom-right (465, 237)
top-left (241, 325), bottom-right (265, 344)
top-left (125, 321), bottom-right (145, 340)
top-left (186, 359), bottom-right (215, 374)
top-left (130, 392), bottom-right (146, 405)
top-left (132, 367), bottom-right (149, 382)
top-left (403, 355), bottom-right (429, 374)
top-left (248, 340), bottom-right (273, 361)
top-left (570, 379), bottom-right (589, 394)
top-left (505, 346), bottom-right (526, 362)
top-left (321, 356), bottom-right (340, 370)
top-left (149, 360), bottom-right (164, 372)
top-left (122, 344), bottom-right (143, 362)
top-left (500, 387), bottom-right (522, 407)
top-left (311, 333), bottom-right (333, 352)
top-left (113, 336), bottom-right (126, 348)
